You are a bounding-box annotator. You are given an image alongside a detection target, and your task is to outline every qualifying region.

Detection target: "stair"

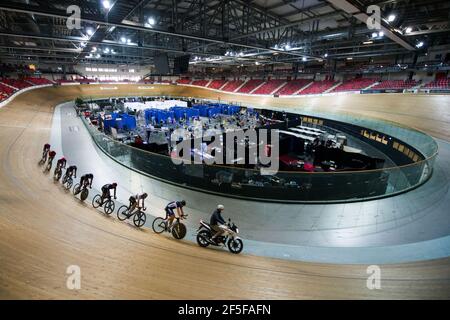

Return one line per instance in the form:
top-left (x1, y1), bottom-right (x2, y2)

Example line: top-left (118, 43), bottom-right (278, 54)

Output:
top-left (294, 81), bottom-right (313, 95)
top-left (205, 79), bottom-right (213, 87)
top-left (324, 82), bottom-right (342, 93)
top-left (363, 82), bottom-right (379, 90)
top-left (271, 82), bottom-right (287, 95)
top-left (234, 79), bottom-right (249, 93)
top-left (0, 81), bottom-right (18, 90)
top-left (219, 81), bottom-right (229, 90)
top-left (24, 80), bottom-right (36, 86)
top-left (250, 81), bottom-right (267, 94)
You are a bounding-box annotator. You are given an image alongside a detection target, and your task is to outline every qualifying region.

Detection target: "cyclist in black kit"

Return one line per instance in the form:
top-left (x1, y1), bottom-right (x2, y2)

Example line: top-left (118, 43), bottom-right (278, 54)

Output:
top-left (64, 165), bottom-right (77, 180)
top-left (79, 173), bottom-right (94, 189)
top-left (100, 183), bottom-right (117, 205)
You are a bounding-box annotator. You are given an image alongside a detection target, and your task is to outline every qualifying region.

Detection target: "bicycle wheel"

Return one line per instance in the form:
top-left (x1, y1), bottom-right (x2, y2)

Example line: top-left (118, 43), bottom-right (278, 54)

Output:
top-left (133, 212), bottom-right (146, 228)
top-left (73, 183), bottom-right (80, 195)
top-left (80, 188), bottom-right (89, 201)
top-left (152, 217), bottom-right (166, 234)
top-left (172, 223), bottom-right (187, 240)
top-left (53, 169), bottom-right (61, 181)
top-left (65, 178), bottom-right (73, 190)
top-left (92, 194), bottom-right (102, 208)
top-left (117, 205), bottom-right (129, 221)
top-left (104, 199), bottom-right (115, 215)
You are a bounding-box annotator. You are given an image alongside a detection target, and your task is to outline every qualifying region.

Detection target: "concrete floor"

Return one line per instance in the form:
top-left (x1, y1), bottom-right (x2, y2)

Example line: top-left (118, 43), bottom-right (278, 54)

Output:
top-left (52, 102), bottom-right (450, 264)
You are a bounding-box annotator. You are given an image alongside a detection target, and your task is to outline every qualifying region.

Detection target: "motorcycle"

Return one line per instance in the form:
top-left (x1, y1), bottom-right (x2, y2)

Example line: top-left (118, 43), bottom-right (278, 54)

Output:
top-left (196, 219), bottom-right (243, 254)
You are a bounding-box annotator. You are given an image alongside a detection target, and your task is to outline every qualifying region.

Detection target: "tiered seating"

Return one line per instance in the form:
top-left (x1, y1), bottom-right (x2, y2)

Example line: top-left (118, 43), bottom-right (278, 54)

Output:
top-left (372, 80), bottom-right (418, 89)
top-left (332, 78), bottom-right (377, 92)
top-left (0, 82), bottom-right (16, 101)
top-left (237, 79), bottom-right (264, 93)
top-left (222, 80), bottom-right (244, 92)
top-left (176, 78), bottom-right (191, 84)
top-left (208, 79), bottom-right (227, 89)
top-left (253, 80), bottom-right (285, 95)
top-left (300, 80), bottom-right (336, 95)
top-left (24, 77), bottom-right (54, 85)
top-left (191, 79), bottom-right (209, 87)
top-left (276, 79), bottom-right (311, 95)
top-left (138, 79), bottom-right (154, 84)
top-left (423, 78), bottom-right (450, 89)
top-left (57, 79), bottom-right (78, 84)
top-left (1, 78), bottom-right (33, 89)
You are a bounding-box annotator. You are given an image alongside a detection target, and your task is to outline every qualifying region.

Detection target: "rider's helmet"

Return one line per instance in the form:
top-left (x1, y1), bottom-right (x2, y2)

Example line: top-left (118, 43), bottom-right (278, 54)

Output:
top-left (217, 204), bottom-right (224, 211)
top-left (142, 192), bottom-right (148, 199)
top-left (61, 157), bottom-right (66, 161)
top-left (180, 200), bottom-right (186, 206)
top-left (112, 182), bottom-right (117, 188)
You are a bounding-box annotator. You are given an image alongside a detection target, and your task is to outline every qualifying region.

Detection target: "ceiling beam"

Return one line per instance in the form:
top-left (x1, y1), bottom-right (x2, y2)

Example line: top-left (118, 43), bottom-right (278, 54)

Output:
top-left (326, 0), bottom-right (416, 50)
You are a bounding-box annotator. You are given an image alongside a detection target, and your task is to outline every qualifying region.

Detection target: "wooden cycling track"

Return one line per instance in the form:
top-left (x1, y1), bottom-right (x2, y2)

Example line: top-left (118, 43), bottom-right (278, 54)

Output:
top-left (0, 84), bottom-right (449, 299)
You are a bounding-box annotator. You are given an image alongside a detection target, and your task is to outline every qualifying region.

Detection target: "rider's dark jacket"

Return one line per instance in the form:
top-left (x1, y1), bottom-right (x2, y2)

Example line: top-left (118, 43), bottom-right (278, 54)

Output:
top-left (210, 209), bottom-right (225, 226)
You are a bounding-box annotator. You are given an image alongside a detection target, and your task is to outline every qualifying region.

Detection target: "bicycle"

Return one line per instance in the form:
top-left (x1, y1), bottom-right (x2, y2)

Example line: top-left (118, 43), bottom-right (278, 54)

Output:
top-left (38, 153), bottom-right (48, 166)
top-left (62, 173), bottom-right (74, 190)
top-left (43, 159), bottom-right (53, 173)
top-left (117, 205), bottom-right (147, 228)
top-left (53, 166), bottom-right (63, 182)
top-left (73, 181), bottom-right (90, 201)
top-left (92, 194), bottom-right (115, 215)
top-left (152, 214), bottom-right (188, 240)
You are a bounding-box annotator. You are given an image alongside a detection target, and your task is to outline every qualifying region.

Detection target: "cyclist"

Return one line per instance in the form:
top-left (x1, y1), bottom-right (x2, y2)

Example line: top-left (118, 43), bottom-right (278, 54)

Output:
top-left (55, 157), bottom-right (67, 173)
top-left (47, 150), bottom-right (56, 168)
top-left (42, 143), bottom-right (51, 161)
top-left (64, 165), bottom-right (77, 180)
top-left (79, 173), bottom-right (94, 189)
top-left (165, 200), bottom-right (186, 231)
top-left (128, 192), bottom-right (148, 215)
top-left (99, 182), bottom-right (117, 205)
top-left (210, 204), bottom-right (226, 244)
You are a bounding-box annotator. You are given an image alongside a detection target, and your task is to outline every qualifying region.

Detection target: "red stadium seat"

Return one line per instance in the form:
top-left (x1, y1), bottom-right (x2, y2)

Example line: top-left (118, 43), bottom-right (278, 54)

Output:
top-left (237, 79), bottom-right (264, 93)
top-left (253, 80), bottom-right (286, 95)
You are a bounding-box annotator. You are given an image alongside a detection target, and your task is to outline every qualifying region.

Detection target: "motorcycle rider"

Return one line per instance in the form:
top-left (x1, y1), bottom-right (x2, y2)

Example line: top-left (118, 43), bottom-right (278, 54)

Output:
top-left (210, 204), bottom-right (226, 244)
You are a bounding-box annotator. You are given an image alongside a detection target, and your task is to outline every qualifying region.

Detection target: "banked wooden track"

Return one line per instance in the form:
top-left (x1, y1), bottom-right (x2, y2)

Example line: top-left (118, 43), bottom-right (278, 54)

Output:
top-left (0, 84), bottom-right (449, 299)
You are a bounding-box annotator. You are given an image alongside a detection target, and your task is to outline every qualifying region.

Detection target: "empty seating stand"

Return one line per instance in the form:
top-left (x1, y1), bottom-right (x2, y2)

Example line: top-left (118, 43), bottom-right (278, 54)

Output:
top-left (332, 78), bottom-right (377, 92)
top-left (24, 77), bottom-right (54, 85)
top-left (191, 79), bottom-right (209, 87)
top-left (1, 78), bottom-right (33, 89)
top-left (372, 80), bottom-right (418, 90)
top-left (237, 79), bottom-right (264, 93)
top-left (208, 80), bottom-right (227, 89)
top-left (0, 82), bottom-right (16, 101)
top-left (423, 79), bottom-right (450, 89)
top-left (300, 80), bottom-right (336, 95)
top-left (176, 78), bottom-right (191, 84)
top-left (253, 80), bottom-right (285, 95)
top-left (222, 80), bottom-right (244, 92)
top-left (276, 79), bottom-right (311, 95)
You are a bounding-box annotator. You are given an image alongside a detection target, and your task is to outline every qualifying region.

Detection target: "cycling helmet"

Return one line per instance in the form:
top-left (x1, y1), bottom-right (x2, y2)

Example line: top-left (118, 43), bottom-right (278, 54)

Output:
top-left (112, 182), bottom-right (117, 188)
top-left (180, 200), bottom-right (186, 206)
top-left (142, 193), bottom-right (148, 199)
top-left (61, 157), bottom-right (66, 161)
top-left (217, 204), bottom-right (224, 210)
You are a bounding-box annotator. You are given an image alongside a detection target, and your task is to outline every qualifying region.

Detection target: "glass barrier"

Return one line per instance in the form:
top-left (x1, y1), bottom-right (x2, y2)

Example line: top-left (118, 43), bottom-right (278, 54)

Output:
top-left (80, 104), bottom-right (438, 203)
